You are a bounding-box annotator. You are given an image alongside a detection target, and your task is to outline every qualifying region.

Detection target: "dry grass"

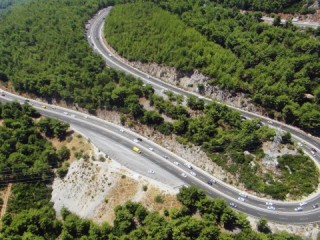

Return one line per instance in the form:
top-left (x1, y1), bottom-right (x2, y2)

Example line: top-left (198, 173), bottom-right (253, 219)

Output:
top-left (50, 132), bottom-right (92, 163)
top-left (92, 174), bottom-right (181, 225)
top-left (93, 176), bottom-right (139, 224)
top-left (141, 185), bottom-right (182, 213)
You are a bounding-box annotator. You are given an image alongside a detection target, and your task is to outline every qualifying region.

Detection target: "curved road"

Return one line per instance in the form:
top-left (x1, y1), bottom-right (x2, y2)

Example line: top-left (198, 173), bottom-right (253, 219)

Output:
top-left (85, 7), bottom-right (320, 223)
top-left (0, 7), bottom-right (319, 224)
top-left (1, 91), bottom-right (320, 224)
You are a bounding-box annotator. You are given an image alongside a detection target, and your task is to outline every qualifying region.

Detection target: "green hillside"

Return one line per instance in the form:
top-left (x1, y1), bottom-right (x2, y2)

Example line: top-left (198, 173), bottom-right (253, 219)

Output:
top-left (104, 1), bottom-right (320, 136)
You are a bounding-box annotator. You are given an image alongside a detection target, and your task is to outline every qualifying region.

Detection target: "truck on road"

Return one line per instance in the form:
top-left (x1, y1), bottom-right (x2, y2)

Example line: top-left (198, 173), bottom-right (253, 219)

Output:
top-left (133, 146), bottom-right (141, 154)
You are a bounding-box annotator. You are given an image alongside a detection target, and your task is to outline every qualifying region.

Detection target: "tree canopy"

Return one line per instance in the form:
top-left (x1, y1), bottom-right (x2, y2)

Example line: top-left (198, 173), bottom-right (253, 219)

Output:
top-left (1, 184), bottom-right (304, 240)
top-left (104, 1), bottom-right (320, 136)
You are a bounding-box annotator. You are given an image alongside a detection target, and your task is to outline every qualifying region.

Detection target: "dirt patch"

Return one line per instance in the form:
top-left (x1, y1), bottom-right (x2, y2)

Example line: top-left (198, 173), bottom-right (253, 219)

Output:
top-left (51, 145), bottom-right (181, 225)
top-left (248, 216), bottom-right (320, 240)
top-left (141, 185), bottom-right (182, 213)
top-left (277, 8), bottom-right (320, 22)
top-left (50, 132), bottom-right (92, 163)
top-left (0, 183), bottom-right (12, 219)
top-left (93, 176), bottom-right (139, 224)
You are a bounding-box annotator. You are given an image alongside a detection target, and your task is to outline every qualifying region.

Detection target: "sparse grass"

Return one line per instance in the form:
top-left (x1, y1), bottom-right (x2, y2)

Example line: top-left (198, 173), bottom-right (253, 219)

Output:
top-left (66, 136), bottom-right (73, 143)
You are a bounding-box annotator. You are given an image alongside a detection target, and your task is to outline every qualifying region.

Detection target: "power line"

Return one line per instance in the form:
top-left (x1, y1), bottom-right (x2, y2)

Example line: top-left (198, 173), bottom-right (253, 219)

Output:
top-left (0, 175), bottom-right (54, 185)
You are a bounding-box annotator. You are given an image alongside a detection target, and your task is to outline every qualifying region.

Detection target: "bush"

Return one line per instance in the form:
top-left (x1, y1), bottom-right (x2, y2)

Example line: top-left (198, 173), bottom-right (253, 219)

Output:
top-left (57, 167), bottom-right (68, 178)
top-left (257, 218), bottom-right (271, 233)
top-left (154, 195), bottom-right (164, 204)
top-left (74, 151), bottom-right (83, 160)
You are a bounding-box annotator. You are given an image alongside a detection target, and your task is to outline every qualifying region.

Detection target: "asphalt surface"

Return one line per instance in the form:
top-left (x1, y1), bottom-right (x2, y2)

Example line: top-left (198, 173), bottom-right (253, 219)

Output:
top-left (85, 7), bottom-right (320, 223)
top-left (0, 7), bottom-right (319, 224)
top-left (1, 88), bottom-right (320, 224)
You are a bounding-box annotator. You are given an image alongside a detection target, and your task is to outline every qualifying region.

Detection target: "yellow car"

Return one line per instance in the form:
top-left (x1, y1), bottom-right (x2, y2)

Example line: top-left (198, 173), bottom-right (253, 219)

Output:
top-left (41, 105), bottom-right (46, 109)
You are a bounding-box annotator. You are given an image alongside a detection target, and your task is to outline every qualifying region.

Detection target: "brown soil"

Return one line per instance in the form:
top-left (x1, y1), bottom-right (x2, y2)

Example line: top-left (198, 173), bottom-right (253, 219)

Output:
top-left (50, 132), bottom-right (92, 163)
top-left (0, 183), bottom-right (12, 219)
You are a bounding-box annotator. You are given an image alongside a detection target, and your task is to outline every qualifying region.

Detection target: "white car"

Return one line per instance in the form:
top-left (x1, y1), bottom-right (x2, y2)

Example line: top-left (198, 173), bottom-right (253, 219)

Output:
top-left (297, 142), bottom-right (303, 147)
top-left (299, 201), bottom-right (308, 207)
top-left (181, 173), bottom-right (187, 178)
top-left (267, 120), bottom-right (273, 124)
top-left (239, 192), bottom-right (248, 198)
top-left (71, 114), bottom-right (75, 118)
top-left (173, 161), bottom-right (179, 165)
top-left (184, 163), bottom-right (193, 169)
top-left (190, 171), bottom-right (197, 176)
top-left (265, 202), bottom-right (273, 206)
top-left (267, 206), bottom-right (275, 210)
top-left (148, 170), bottom-right (155, 174)
top-left (238, 197), bottom-right (245, 202)
top-left (207, 179), bottom-right (216, 185)
top-left (294, 207), bottom-right (303, 212)
top-left (84, 115), bottom-right (88, 119)
top-left (108, 53), bottom-right (112, 57)
top-left (63, 112), bottom-right (68, 115)
top-left (148, 147), bottom-right (154, 151)
top-left (229, 202), bottom-right (237, 208)
top-left (119, 129), bottom-right (124, 132)
top-left (133, 139), bottom-right (139, 143)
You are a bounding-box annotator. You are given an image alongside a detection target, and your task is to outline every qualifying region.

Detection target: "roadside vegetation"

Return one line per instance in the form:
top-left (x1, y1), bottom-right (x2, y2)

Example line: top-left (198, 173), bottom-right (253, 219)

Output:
top-left (0, 0), bottom-right (318, 199)
top-left (104, 2), bottom-right (320, 198)
top-left (209, 0), bottom-right (316, 14)
top-left (147, 93), bottom-right (319, 199)
top-left (1, 182), bottom-right (304, 239)
top-left (104, 1), bottom-right (320, 136)
top-left (0, 0), bottom-right (315, 232)
top-left (0, 102), bottom-right (69, 182)
top-left (0, 102), bottom-right (307, 238)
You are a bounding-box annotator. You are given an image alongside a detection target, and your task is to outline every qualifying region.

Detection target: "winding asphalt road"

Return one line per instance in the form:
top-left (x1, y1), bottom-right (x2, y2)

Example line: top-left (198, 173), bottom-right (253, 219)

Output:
top-left (1, 90), bottom-right (320, 224)
top-left (85, 7), bottom-right (320, 224)
top-left (0, 6), bottom-right (319, 224)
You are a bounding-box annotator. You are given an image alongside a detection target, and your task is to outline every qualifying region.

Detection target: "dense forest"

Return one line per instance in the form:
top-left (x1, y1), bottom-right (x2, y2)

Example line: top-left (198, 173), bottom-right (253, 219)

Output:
top-left (0, 102), bottom-right (69, 182)
top-left (104, 1), bottom-right (320, 136)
